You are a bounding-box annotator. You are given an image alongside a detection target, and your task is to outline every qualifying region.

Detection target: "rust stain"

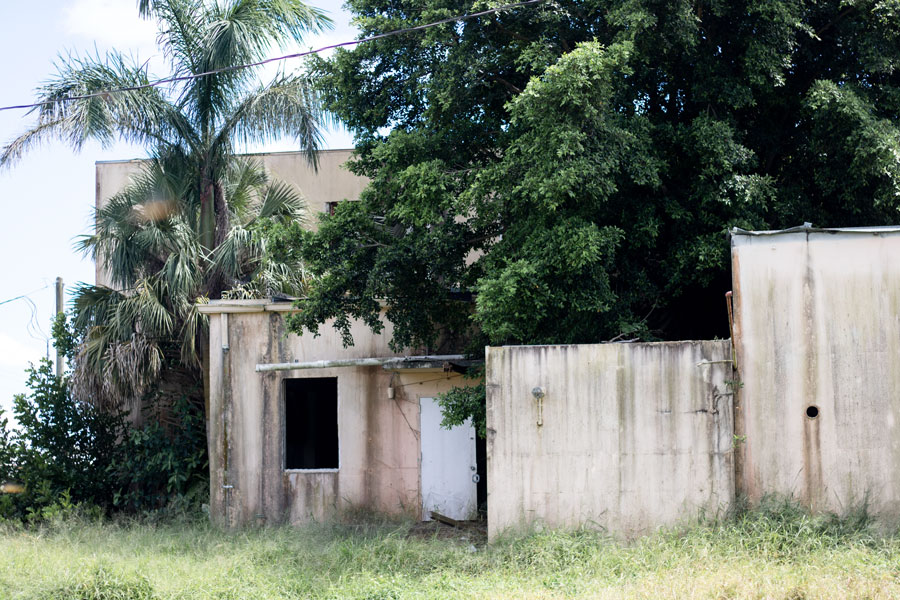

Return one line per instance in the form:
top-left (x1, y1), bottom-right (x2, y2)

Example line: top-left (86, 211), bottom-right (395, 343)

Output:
top-left (802, 410), bottom-right (822, 510)
top-left (730, 249), bottom-right (753, 501)
top-left (801, 239), bottom-right (822, 511)
top-left (364, 366), bottom-right (378, 509)
top-left (730, 250), bottom-right (743, 375)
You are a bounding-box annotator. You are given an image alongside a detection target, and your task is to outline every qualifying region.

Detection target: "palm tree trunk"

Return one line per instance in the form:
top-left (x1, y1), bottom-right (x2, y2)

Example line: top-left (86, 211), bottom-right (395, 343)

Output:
top-left (200, 181), bottom-right (216, 251)
top-left (214, 181), bottom-right (229, 248)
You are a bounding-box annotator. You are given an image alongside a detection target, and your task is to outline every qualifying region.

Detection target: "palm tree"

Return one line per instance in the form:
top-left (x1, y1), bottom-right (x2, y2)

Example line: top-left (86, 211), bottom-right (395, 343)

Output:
top-left (1, 0), bottom-right (331, 411)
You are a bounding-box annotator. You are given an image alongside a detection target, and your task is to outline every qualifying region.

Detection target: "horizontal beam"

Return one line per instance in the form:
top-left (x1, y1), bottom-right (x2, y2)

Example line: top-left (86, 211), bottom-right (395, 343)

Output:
top-left (255, 355), bottom-right (468, 373)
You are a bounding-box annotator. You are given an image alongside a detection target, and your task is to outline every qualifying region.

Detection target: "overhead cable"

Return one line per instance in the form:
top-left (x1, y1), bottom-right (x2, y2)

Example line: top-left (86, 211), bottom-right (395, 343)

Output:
top-left (0, 284), bottom-right (50, 307)
top-left (0, 0), bottom-right (547, 113)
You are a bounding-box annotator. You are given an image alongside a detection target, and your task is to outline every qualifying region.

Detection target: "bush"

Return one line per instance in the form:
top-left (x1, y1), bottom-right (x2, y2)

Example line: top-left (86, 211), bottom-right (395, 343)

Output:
top-left (113, 394), bottom-right (208, 514)
top-left (0, 360), bottom-right (123, 521)
top-left (0, 357), bottom-right (208, 522)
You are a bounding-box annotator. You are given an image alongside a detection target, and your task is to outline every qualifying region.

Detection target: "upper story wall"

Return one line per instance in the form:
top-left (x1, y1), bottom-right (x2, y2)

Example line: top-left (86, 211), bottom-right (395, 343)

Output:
top-left (94, 149), bottom-right (367, 287)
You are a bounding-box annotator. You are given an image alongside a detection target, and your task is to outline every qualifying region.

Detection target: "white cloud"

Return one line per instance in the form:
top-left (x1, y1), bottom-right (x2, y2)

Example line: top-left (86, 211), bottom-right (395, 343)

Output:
top-left (64, 0), bottom-right (158, 50)
top-left (0, 333), bottom-right (45, 370)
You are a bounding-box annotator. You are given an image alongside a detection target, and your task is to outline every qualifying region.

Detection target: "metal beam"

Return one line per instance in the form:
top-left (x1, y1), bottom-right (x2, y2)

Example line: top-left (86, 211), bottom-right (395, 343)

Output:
top-left (255, 355), bottom-right (469, 373)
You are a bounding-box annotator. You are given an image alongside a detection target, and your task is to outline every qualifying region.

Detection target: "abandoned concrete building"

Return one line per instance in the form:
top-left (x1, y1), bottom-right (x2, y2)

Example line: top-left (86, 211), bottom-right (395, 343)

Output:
top-left (97, 153), bottom-right (900, 539)
top-left (96, 150), bottom-right (485, 526)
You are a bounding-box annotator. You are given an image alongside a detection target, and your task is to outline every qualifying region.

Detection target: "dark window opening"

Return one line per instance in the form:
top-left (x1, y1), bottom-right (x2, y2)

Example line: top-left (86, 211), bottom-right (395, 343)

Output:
top-left (325, 201), bottom-right (338, 216)
top-left (284, 378), bottom-right (338, 470)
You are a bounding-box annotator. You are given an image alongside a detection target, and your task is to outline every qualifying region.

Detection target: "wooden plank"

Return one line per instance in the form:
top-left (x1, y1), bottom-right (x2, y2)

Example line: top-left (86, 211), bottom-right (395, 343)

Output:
top-left (430, 511), bottom-right (461, 528)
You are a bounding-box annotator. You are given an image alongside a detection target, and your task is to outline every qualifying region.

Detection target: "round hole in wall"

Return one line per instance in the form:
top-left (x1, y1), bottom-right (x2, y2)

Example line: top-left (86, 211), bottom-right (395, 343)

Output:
top-left (806, 405), bottom-right (819, 419)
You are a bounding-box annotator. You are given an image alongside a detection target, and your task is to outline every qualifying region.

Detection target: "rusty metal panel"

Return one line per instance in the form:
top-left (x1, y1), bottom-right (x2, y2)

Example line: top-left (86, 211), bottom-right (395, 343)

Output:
top-left (486, 341), bottom-right (734, 540)
top-left (732, 226), bottom-right (900, 518)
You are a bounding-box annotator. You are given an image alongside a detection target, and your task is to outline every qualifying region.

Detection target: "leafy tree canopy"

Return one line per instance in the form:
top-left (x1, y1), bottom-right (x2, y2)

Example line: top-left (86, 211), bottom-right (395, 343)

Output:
top-left (282, 0), bottom-right (900, 353)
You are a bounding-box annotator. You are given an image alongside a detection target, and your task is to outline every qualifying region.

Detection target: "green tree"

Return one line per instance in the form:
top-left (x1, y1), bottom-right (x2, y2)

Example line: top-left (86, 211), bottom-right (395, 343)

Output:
top-left (0, 333), bottom-right (209, 521)
top-left (1, 0), bottom-right (331, 409)
top-left (0, 359), bottom-right (123, 520)
top-left (287, 0), bottom-right (900, 347)
top-left (280, 0), bottom-right (900, 429)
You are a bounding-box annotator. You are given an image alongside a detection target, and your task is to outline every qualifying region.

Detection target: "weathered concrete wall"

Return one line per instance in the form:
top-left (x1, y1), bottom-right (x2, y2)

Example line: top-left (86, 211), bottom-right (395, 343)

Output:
top-left (95, 150), bottom-right (367, 287)
top-left (94, 159), bottom-right (144, 286)
top-left (204, 300), bottom-right (478, 526)
top-left (254, 149), bottom-right (368, 216)
top-left (732, 227), bottom-right (900, 518)
top-left (486, 341), bottom-right (734, 540)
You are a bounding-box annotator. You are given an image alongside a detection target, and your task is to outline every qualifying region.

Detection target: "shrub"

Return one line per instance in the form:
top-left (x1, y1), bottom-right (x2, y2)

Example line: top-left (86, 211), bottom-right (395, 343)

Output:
top-left (0, 359), bottom-right (123, 521)
top-left (0, 357), bottom-right (208, 522)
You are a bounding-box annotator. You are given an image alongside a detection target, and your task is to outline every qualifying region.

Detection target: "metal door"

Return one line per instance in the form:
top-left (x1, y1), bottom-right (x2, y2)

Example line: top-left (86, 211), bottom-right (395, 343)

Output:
top-left (419, 396), bottom-right (477, 521)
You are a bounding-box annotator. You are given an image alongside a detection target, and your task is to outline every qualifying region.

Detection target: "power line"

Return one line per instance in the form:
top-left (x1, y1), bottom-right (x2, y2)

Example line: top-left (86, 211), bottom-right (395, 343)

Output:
top-left (22, 295), bottom-right (49, 345)
top-left (0, 284), bottom-right (50, 307)
top-left (0, 0), bottom-right (547, 114)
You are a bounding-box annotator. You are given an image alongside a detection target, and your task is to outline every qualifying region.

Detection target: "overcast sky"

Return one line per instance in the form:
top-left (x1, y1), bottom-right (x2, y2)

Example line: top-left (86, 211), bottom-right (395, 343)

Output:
top-left (0, 1), bottom-right (356, 415)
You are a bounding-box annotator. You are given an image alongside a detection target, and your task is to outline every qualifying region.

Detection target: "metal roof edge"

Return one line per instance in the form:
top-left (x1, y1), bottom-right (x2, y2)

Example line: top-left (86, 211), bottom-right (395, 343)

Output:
top-left (196, 297), bottom-right (391, 314)
top-left (197, 298), bottom-right (297, 314)
top-left (731, 224), bottom-right (900, 237)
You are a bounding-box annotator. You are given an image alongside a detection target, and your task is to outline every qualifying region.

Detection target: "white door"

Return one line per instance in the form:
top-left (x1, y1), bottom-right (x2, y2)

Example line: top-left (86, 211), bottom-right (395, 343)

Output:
top-left (419, 396), bottom-right (477, 521)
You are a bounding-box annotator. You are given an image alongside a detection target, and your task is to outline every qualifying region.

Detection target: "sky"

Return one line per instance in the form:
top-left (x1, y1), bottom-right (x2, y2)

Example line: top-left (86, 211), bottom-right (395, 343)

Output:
top-left (0, 0), bottom-right (357, 415)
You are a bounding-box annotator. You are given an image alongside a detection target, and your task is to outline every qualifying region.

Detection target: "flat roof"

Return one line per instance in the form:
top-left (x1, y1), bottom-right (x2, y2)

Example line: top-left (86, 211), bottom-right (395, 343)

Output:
top-left (96, 148), bottom-right (355, 165)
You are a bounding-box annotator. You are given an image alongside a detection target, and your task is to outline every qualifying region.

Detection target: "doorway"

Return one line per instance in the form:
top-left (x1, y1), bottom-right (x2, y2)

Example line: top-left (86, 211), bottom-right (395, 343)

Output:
top-left (419, 396), bottom-right (477, 521)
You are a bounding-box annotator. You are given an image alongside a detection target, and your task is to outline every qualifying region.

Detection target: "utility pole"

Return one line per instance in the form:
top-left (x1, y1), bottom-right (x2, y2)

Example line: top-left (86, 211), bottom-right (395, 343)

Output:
top-left (55, 277), bottom-right (63, 377)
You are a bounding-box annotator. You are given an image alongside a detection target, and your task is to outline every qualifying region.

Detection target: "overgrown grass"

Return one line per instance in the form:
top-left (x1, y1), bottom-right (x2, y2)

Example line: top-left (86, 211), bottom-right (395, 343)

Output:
top-left (2, 499), bottom-right (899, 599)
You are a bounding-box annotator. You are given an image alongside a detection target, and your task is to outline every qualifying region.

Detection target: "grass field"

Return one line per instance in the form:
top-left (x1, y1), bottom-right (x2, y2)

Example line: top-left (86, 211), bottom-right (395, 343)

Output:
top-left (2, 500), bottom-right (899, 599)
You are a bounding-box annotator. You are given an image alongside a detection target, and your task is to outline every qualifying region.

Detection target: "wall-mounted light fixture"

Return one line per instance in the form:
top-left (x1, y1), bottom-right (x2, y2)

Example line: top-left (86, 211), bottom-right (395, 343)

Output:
top-left (532, 386), bottom-right (545, 427)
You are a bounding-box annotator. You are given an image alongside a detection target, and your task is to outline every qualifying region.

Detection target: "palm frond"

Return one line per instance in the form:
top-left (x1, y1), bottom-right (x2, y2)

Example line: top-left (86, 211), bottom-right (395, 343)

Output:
top-left (120, 278), bottom-right (176, 338)
top-left (0, 117), bottom-right (67, 168)
top-left (138, 0), bottom-right (153, 18)
top-left (203, 0), bottom-right (331, 68)
top-left (151, 0), bottom-right (206, 78)
top-left (209, 224), bottom-right (257, 280)
top-left (178, 302), bottom-right (207, 366)
top-left (70, 330), bottom-right (163, 413)
top-left (256, 179), bottom-right (306, 221)
top-left (3, 51), bottom-right (194, 168)
top-left (217, 74), bottom-right (327, 166)
top-left (224, 157), bottom-right (269, 217)
top-left (161, 241), bottom-right (202, 299)
top-left (71, 284), bottom-right (128, 334)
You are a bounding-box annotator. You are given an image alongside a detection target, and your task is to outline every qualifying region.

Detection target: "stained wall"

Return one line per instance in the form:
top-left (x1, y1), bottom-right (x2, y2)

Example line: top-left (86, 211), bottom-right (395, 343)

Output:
top-left (95, 149), bottom-right (366, 288)
top-left (205, 301), bottom-right (412, 526)
top-left (486, 341), bottom-right (735, 540)
top-left (732, 227), bottom-right (900, 517)
top-left (202, 300), bottom-right (476, 526)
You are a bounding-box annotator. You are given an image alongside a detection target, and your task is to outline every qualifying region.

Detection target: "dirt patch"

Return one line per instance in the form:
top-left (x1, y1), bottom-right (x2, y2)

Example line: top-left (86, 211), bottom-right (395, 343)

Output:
top-left (406, 519), bottom-right (487, 545)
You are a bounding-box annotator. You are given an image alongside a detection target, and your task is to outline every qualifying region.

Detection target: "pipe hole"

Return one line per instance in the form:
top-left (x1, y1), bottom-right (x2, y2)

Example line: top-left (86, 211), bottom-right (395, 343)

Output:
top-left (806, 405), bottom-right (819, 419)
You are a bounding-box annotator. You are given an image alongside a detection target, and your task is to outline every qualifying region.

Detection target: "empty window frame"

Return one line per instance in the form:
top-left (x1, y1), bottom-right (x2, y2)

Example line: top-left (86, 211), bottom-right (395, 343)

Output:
top-left (283, 377), bottom-right (339, 470)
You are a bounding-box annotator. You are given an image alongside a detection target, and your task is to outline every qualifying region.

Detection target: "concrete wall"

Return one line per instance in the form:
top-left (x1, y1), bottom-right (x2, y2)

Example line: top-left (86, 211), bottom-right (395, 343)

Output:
top-left (486, 341), bottom-right (735, 540)
top-left (202, 300), bottom-right (476, 527)
top-left (95, 149), bottom-right (367, 287)
top-left (732, 227), bottom-right (900, 517)
top-left (94, 159), bottom-right (144, 286)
